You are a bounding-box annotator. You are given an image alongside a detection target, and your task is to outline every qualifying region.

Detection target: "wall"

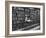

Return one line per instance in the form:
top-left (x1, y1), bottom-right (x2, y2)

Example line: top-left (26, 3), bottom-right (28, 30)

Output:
top-left (0, 0), bottom-right (46, 38)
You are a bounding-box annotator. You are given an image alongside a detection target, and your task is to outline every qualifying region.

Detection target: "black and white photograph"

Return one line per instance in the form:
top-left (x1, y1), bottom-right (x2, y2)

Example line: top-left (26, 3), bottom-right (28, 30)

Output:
top-left (12, 7), bottom-right (40, 31)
